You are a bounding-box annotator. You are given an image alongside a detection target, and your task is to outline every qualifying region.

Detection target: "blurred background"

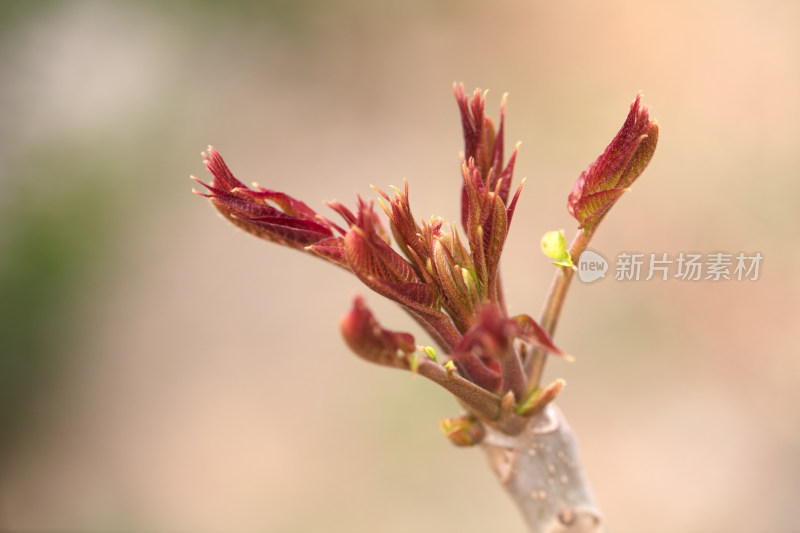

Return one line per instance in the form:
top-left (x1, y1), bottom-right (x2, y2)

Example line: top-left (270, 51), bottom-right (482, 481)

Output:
top-left (1, 1), bottom-right (798, 532)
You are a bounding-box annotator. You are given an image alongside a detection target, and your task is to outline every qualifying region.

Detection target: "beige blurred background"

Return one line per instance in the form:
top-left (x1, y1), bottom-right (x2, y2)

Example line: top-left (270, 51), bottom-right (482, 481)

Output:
top-left (1, 1), bottom-right (798, 532)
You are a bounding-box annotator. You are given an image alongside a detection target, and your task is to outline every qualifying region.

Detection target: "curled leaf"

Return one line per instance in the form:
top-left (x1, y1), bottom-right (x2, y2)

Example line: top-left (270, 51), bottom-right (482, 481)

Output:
top-left (567, 94), bottom-right (659, 229)
top-left (340, 296), bottom-right (416, 368)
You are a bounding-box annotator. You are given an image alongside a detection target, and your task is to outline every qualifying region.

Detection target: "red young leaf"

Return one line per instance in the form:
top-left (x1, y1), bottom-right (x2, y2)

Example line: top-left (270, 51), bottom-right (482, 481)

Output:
top-left (567, 94), bottom-right (659, 229)
top-left (454, 84), bottom-right (518, 229)
top-left (306, 236), bottom-right (349, 268)
top-left (193, 148), bottom-right (339, 251)
top-left (340, 296), bottom-right (416, 368)
top-left (511, 314), bottom-right (572, 361)
top-left (344, 200), bottom-right (418, 286)
top-left (373, 181), bottom-right (430, 274)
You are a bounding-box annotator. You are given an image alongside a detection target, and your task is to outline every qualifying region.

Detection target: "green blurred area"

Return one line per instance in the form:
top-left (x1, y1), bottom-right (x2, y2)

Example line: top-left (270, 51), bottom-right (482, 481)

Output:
top-left (0, 1), bottom-right (57, 32)
top-left (0, 145), bottom-right (125, 454)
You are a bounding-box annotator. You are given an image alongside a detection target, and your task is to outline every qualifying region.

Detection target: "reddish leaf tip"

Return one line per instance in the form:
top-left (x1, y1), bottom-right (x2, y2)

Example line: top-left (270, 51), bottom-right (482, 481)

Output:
top-left (340, 295), bottom-right (416, 368)
top-left (567, 94), bottom-right (658, 228)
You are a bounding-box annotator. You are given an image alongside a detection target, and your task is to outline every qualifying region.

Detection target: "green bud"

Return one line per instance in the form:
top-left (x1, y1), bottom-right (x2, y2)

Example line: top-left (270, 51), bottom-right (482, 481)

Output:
top-left (540, 229), bottom-right (576, 270)
top-left (461, 267), bottom-right (480, 303)
top-left (440, 415), bottom-right (485, 446)
top-left (409, 353), bottom-right (421, 375)
top-left (422, 346), bottom-right (437, 362)
top-left (515, 379), bottom-right (565, 416)
top-left (515, 387), bottom-right (543, 416)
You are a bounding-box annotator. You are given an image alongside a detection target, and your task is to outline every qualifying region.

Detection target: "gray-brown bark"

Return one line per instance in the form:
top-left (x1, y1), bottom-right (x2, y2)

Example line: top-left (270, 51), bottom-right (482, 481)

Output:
top-left (481, 404), bottom-right (606, 533)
